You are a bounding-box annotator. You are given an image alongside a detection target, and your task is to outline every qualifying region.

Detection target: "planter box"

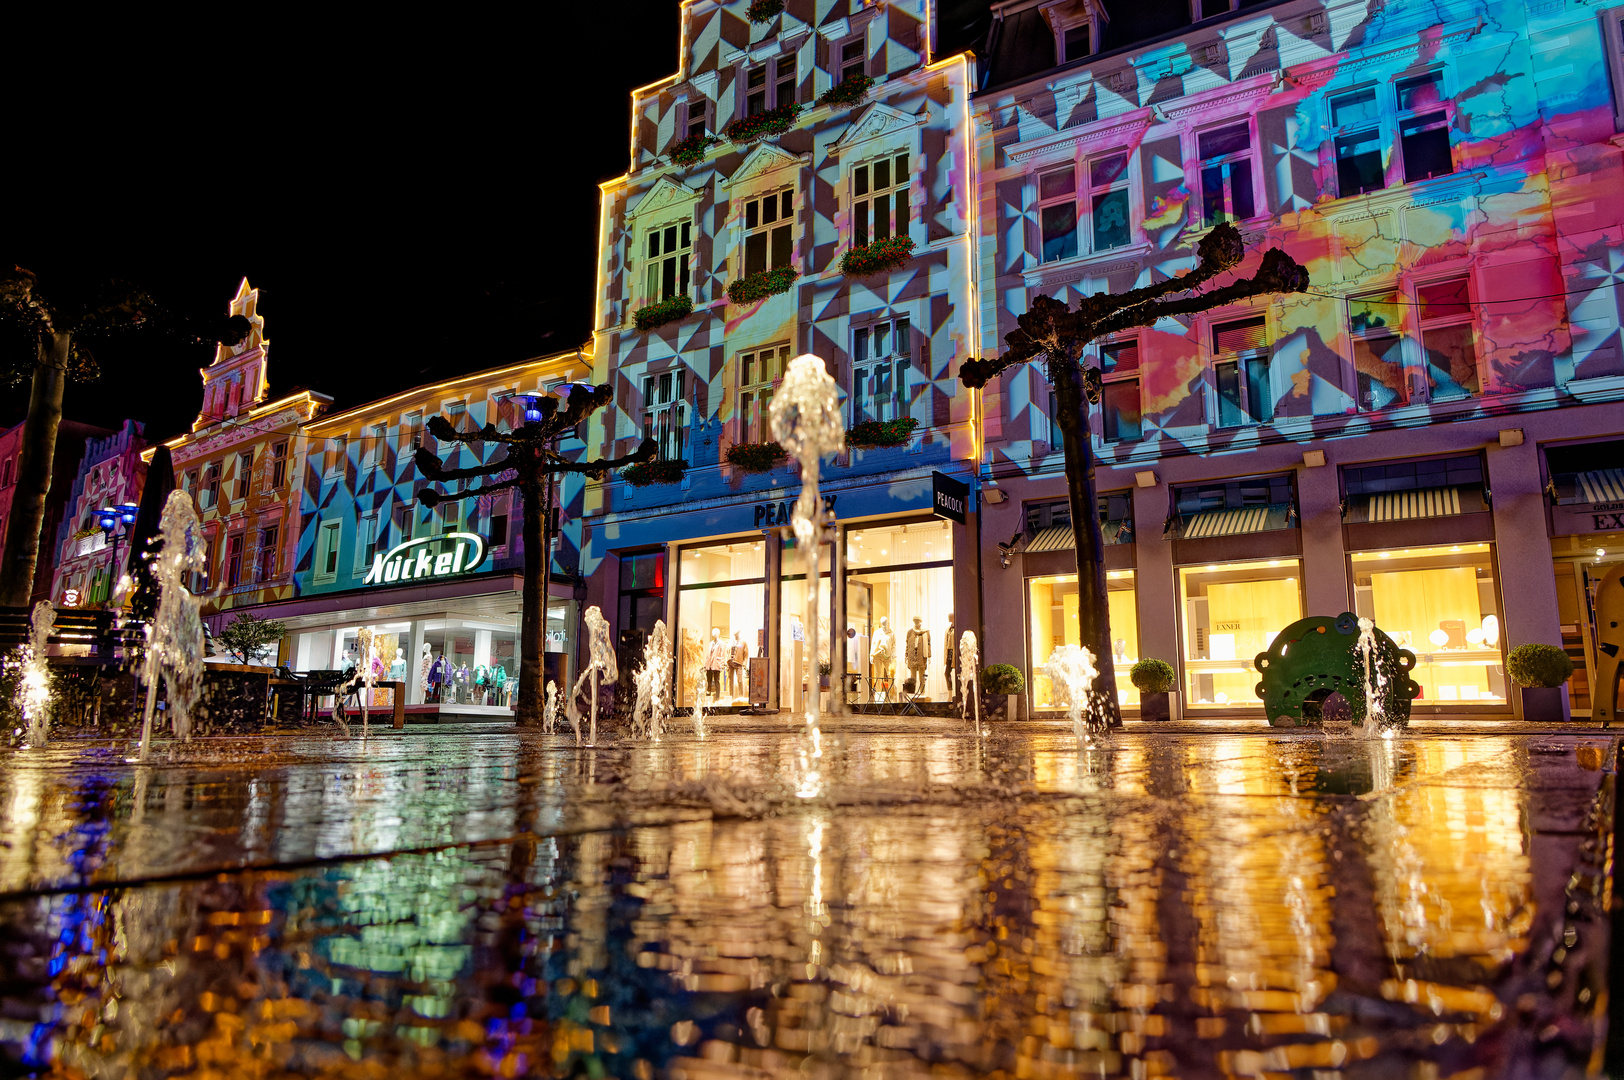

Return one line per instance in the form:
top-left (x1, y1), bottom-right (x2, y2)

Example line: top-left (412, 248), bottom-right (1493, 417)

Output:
top-left (1141, 691), bottom-right (1173, 721)
top-left (1519, 685), bottom-right (1569, 722)
top-left (1005, 693), bottom-right (1023, 721)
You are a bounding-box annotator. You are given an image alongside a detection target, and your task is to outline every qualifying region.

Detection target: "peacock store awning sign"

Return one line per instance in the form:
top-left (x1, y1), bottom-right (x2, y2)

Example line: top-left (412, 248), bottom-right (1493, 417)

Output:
top-left (363, 532), bottom-right (488, 585)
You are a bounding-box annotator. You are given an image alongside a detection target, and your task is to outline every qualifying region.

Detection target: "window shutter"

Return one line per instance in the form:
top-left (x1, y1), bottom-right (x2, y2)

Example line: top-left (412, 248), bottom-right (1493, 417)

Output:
top-left (817, 35), bottom-right (830, 76)
top-left (721, 355), bottom-right (739, 453)
top-left (1213, 317), bottom-right (1268, 355)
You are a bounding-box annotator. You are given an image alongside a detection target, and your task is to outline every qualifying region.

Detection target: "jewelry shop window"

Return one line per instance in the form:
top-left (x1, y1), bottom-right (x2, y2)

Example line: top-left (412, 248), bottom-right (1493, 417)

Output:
top-left (1029, 570), bottom-right (1140, 711)
top-left (1351, 543), bottom-right (1506, 705)
top-left (676, 540), bottom-right (766, 708)
top-left (1179, 558), bottom-right (1303, 709)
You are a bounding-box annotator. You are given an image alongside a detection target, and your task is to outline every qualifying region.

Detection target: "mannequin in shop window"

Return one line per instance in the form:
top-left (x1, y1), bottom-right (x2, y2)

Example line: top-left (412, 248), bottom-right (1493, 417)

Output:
top-left (390, 648), bottom-right (406, 682)
top-left (680, 628), bottom-right (703, 703)
top-left (871, 616), bottom-right (895, 697)
top-left (944, 613), bottom-right (957, 705)
top-left (428, 651), bottom-right (449, 702)
top-left (419, 643), bottom-right (433, 698)
top-left (906, 616), bottom-right (931, 698)
top-left (704, 627), bottom-right (726, 697)
top-left (729, 630), bottom-right (747, 699)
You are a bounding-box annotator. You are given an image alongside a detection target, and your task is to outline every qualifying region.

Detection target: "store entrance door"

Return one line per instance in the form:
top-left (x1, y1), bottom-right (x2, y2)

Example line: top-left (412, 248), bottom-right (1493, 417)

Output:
top-left (778, 538), bottom-right (833, 716)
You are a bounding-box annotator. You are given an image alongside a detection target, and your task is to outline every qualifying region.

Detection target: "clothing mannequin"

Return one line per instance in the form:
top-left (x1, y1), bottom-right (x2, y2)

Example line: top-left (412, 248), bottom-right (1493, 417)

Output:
top-left (728, 631), bottom-right (747, 698)
top-left (390, 648), bottom-right (406, 682)
top-left (680, 628), bottom-right (703, 702)
top-left (428, 651), bottom-right (449, 702)
top-left (419, 643), bottom-right (433, 695)
top-left (905, 616), bottom-right (931, 697)
top-left (944, 614), bottom-right (957, 705)
top-left (870, 616), bottom-right (895, 691)
top-left (703, 627), bottom-right (725, 696)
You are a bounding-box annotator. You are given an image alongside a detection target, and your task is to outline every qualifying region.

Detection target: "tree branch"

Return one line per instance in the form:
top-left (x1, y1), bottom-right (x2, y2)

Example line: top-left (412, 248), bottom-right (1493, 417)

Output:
top-left (1091, 248), bottom-right (1310, 338)
top-left (546, 437), bottom-right (657, 477)
top-left (414, 445), bottom-right (516, 482)
top-left (418, 475), bottom-right (521, 507)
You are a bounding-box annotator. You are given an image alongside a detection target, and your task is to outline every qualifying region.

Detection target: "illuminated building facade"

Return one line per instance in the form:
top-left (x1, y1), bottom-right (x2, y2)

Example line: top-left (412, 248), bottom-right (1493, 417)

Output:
top-left (48, 420), bottom-right (148, 609)
top-left (0, 418), bottom-right (112, 605)
top-left (972, 0), bottom-right (1624, 719)
top-left (582, 0), bottom-right (980, 710)
top-left (250, 350), bottom-right (592, 717)
top-left (145, 279), bottom-right (331, 624)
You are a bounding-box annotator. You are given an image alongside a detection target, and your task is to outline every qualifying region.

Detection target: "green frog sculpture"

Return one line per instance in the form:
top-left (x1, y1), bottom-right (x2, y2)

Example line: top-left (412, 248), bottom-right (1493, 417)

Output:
top-left (1254, 612), bottom-right (1420, 729)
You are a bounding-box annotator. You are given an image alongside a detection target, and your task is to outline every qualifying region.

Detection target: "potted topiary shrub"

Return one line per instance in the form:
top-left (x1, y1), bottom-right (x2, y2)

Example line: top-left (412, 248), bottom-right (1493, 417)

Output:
top-left (818, 661), bottom-right (831, 690)
top-left (1505, 643), bottom-right (1573, 721)
top-left (982, 663), bottom-right (1025, 721)
top-left (1129, 658), bottom-right (1177, 721)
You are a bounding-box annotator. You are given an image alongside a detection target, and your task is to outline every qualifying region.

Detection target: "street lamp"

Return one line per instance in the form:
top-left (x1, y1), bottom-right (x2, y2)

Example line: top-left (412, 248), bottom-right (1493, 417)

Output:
top-left (96, 502), bottom-right (140, 607)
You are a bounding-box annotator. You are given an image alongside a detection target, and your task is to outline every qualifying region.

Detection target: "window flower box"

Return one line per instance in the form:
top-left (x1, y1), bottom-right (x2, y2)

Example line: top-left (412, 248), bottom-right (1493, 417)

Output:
top-left (632, 294), bottom-right (694, 332)
top-left (621, 459), bottom-right (688, 487)
top-left (723, 103), bottom-right (802, 145)
top-left (817, 73), bottom-right (874, 109)
top-left (746, 0), bottom-right (783, 21)
top-left (667, 133), bottom-right (720, 167)
top-left (845, 416), bottom-right (918, 448)
top-left (724, 441), bottom-right (788, 474)
top-left (726, 266), bottom-right (799, 306)
top-left (839, 236), bottom-right (915, 277)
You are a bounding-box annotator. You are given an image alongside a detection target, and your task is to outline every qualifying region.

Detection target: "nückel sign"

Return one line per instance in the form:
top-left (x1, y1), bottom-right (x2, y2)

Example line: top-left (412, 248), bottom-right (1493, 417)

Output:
top-left (363, 532), bottom-right (488, 585)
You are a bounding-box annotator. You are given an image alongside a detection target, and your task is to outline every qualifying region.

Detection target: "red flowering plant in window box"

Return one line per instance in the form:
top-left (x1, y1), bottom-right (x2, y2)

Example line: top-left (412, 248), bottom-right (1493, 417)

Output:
top-left (723, 103), bottom-right (802, 145)
top-left (838, 236), bottom-right (915, 277)
top-left (845, 416), bottom-right (918, 449)
top-left (726, 266), bottom-right (799, 306)
top-left (632, 295), bottom-right (694, 332)
top-left (747, 0), bottom-right (784, 22)
top-left (667, 133), bottom-right (721, 167)
top-left (621, 458), bottom-right (688, 487)
top-left (724, 441), bottom-right (789, 474)
top-left (817, 73), bottom-right (874, 109)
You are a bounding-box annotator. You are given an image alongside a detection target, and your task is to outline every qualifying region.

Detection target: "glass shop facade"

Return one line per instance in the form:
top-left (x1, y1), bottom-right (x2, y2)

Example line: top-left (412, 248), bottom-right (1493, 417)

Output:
top-left (590, 475), bottom-right (975, 713)
top-left (1543, 437), bottom-right (1624, 721)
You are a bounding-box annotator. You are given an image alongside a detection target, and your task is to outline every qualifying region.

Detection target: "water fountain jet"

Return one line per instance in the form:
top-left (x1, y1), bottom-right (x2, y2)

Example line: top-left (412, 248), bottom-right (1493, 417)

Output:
top-left (631, 619), bottom-right (672, 741)
top-left (959, 631), bottom-right (982, 737)
top-left (566, 606), bottom-right (615, 746)
top-left (14, 601), bottom-right (55, 746)
top-left (135, 490), bottom-right (209, 760)
top-left (1042, 643), bottom-right (1101, 745)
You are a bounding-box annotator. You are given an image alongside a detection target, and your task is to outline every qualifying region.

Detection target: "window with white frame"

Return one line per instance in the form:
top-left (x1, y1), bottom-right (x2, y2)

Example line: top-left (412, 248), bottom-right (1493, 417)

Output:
top-left (743, 189), bottom-right (795, 277)
top-left (1197, 123), bottom-right (1256, 226)
top-left (234, 452), bottom-right (253, 501)
top-left (489, 493), bottom-right (511, 549)
top-left (269, 441), bottom-right (288, 489)
top-left (362, 423), bottom-right (387, 471)
top-left (685, 97), bottom-right (709, 140)
top-left (1396, 71), bottom-right (1452, 184)
top-left (317, 520), bottom-right (341, 581)
top-left (225, 533), bottom-right (244, 587)
top-left (444, 402), bottom-right (468, 432)
top-left (1348, 289), bottom-right (1408, 410)
top-left (1212, 316), bottom-right (1273, 427)
top-left (1192, 0), bottom-right (1237, 19)
top-left (257, 525), bottom-right (279, 581)
top-left (737, 344), bottom-right (790, 445)
top-left (745, 56), bottom-right (796, 116)
top-left (1037, 151), bottom-right (1131, 263)
top-left (852, 152), bottom-right (910, 247)
top-left (1417, 275), bottom-right (1478, 399)
top-left (642, 368), bottom-right (688, 461)
top-left (200, 463), bottom-right (220, 510)
top-left (1330, 86), bottom-right (1384, 197)
top-left (852, 316), bottom-right (911, 424)
top-left (838, 38), bottom-right (866, 83)
top-left (644, 219), bottom-right (692, 303)
top-left (1046, 2), bottom-right (1101, 62)
top-left (1097, 338), bottom-right (1143, 442)
top-left (325, 436), bottom-right (347, 477)
top-left (355, 512), bottom-right (379, 573)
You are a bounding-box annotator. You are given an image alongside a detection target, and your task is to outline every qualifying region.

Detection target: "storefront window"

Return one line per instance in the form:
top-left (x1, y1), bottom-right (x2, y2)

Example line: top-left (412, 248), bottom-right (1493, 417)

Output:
top-left (1179, 559), bottom-right (1303, 708)
top-left (780, 563), bottom-right (832, 712)
top-left (1351, 543), bottom-right (1506, 705)
top-left (676, 540), bottom-right (766, 707)
top-left (1028, 570), bottom-right (1139, 711)
top-left (845, 519), bottom-right (953, 702)
top-left (290, 610), bottom-right (521, 714)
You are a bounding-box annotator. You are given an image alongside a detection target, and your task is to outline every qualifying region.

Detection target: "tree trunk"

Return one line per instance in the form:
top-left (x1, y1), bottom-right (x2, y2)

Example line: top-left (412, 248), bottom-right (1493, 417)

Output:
top-left (1050, 357), bottom-right (1123, 730)
top-left (515, 476), bottom-right (546, 725)
top-left (0, 333), bottom-right (70, 608)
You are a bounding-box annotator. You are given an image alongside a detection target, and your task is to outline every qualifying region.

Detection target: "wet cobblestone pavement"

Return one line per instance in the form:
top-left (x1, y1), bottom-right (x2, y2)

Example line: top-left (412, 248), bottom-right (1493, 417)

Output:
top-left (0, 728), bottom-right (1615, 1078)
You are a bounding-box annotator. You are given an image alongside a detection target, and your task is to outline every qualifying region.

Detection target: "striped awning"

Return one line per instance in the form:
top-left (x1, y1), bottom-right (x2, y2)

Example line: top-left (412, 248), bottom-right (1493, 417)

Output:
top-left (1026, 526), bottom-right (1075, 553)
top-left (1368, 486), bottom-right (1461, 521)
top-left (1577, 468), bottom-right (1624, 504)
top-left (1182, 506), bottom-right (1272, 538)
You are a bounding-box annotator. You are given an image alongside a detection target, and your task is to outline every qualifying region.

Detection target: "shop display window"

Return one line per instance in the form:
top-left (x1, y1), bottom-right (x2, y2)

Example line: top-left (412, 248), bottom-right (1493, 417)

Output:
top-left (1028, 570), bottom-right (1139, 711)
top-left (676, 541), bottom-right (766, 707)
top-left (780, 566), bottom-right (832, 712)
top-left (845, 519), bottom-right (953, 702)
top-left (1351, 543), bottom-right (1506, 706)
top-left (1179, 559), bottom-right (1303, 708)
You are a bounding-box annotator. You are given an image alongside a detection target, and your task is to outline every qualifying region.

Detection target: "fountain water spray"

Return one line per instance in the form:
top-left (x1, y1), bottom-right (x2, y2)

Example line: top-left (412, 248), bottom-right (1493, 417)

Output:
top-left (14, 602), bottom-right (55, 746)
top-left (1042, 643), bottom-right (1100, 744)
top-left (768, 355), bottom-right (845, 737)
top-left (631, 619), bottom-right (672, 741)
top-left (1355, 617), bottom-right (1393, 740)
top-left (136, 490), bottom-right (209, 759)
top-left (959, 631), bottom-right (982, 736)
top-left (543, 680), bottom-right (559, 734)
top-left (566, 606), bottom-right (616, 746)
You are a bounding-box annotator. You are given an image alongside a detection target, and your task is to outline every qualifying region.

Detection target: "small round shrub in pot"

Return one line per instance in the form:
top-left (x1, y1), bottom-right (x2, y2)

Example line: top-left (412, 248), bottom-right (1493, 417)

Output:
top-left (982, 664), bottom-right (1025, 721)
top-left (1505, 643), bottom-right (1572, 721)
top-left (1130, 658), bottom-right (1176, 721)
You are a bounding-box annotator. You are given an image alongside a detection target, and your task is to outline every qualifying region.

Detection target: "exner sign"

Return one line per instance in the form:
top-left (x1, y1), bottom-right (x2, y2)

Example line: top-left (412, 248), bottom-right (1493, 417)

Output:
top-left (363, 532), bottom-right (488, 585)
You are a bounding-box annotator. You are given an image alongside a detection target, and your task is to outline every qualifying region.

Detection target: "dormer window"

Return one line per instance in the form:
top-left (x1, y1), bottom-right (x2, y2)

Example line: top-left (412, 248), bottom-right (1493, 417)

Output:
top-left (1040, 0), bottom-right (1105, 64)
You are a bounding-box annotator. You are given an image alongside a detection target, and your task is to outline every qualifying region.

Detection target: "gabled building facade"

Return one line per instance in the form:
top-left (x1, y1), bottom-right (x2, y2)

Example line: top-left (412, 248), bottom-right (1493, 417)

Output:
top-left (146, 280), bottom-right (330, 620)
top-left (243, 350), bottom-right (592, 719)
top-left (582, 0), bottom-right (980, 712)
top-left (49, 420), bottom-right (148, 609)
top-left (972, 0), bottom-right (1624, 719)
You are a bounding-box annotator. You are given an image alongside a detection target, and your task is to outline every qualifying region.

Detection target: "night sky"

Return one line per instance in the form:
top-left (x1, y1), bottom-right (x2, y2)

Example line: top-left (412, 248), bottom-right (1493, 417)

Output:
top-left (1, 1), bottom-right (1081, 444)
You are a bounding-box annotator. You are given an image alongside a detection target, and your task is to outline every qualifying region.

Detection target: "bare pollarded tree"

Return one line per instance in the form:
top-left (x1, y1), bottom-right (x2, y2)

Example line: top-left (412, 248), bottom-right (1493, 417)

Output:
top-left (959, 223), bottom-right (1310, 732)
top-left (414, 384), bottom-right (666, 725)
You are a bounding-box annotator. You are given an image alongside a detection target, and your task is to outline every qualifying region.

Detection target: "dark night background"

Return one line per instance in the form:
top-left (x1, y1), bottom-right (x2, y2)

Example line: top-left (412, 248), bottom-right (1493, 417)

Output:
top-left (4, 0), bottom-right (1189, 443)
